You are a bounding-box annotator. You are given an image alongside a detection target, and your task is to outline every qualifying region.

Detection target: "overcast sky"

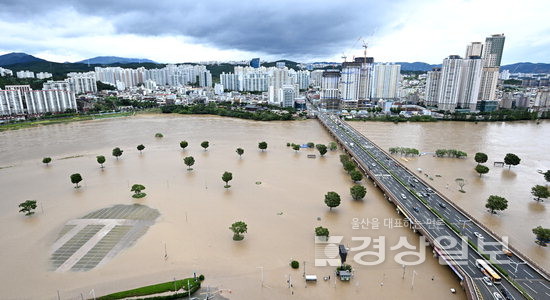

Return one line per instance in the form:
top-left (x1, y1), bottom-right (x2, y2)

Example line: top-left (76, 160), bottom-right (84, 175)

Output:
top-left (0, 0), bottom-right (549, 64)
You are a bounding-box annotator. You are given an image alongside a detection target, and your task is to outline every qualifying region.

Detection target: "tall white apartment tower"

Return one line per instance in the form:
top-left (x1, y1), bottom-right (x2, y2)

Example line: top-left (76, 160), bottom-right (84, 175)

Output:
top-left (339, 62), bottom-right (362, 109)
top-left (437, 55), bottom-right (463, 111)
top-left (478, 34), bottom-right (505, 101)
top-left (320, 70), bottom-right (340, 111)
top-left (370, 63), bottom-right (400, 99)
top-left (424, 67), bottom-right (441, 107)
top-left (465, 42), bottom-right (483, 57)
top-left (458, 56), bottom-right (483, 110)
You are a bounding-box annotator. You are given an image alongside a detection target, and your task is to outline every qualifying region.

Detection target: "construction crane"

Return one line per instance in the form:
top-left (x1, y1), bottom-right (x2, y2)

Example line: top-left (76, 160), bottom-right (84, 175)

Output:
top-left (341, 53), bottom-right (347, 62)
top-left (362, 39), bottom-right (369, 61)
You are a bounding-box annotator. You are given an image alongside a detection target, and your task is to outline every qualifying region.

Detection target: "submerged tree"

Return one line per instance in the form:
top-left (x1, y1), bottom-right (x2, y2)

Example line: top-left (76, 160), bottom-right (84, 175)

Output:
top-left (455, 178), bottom-right (466, 192)
top-left (131, 184), bottom-right (147, 198)
top-left (236, 148), bottom-right (244, 158)
top-left (70, 173), bottom-right (83, 188)
top-left (96, 155), bottom-right (106, 168)
top-left (112, 147), bottom-right (123, 160)
top-left (475, 164), bottom-right (490, 177)
top-left (180, 141), bottom-right (188, 151)
top-left (292, 144), bottom-right (300, 152)
top-left (532, 226), bottom-right (550, 246)
top-left (350, 170), bottom-right (363, 182)
top-left (42, 157), bottom-right (52, 166)
top-left (315, 226), bottom-right (329, 238)
top-left (485, 195), bottom-right (508, 214)
top-left (18, 200), bottom-right (37, 216)
top-left (504, 153), bottom-right (521, 169)
top-left (137, 144), bottom-right (145, 153)
top-left (531, 185), bottom-right (549, 202)
top-left (324, 191), bottom-right (341, 210)
top-left (222, 171), bottom-right (233, 188)
top-left (544, 170), bottom-right (550, 183)
top-left (201, 141), bottom-right (210, 151)
top-left (316, 144), bottom-right (328, 156)
top-left (229, 221), bottom-right (248, 241)
top-left (474, 152), bottom-right (488, 165)
top-left (155, 133), bottom-right (164, 138)
top-left (328, 142), bottom-right (338, 151)
top-left (183, 156), bottom-right (195, 171)
top-left (258, 141), bottom-right (268, 152)
top-left (350, 184), bottom-right (366, 200)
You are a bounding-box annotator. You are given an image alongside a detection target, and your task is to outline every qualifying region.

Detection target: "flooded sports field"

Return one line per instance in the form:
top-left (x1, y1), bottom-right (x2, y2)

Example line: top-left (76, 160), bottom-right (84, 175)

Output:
top-left (349, 120), bottom-right (550, 272)
top-left (1, 115), bottom-right (465, 299)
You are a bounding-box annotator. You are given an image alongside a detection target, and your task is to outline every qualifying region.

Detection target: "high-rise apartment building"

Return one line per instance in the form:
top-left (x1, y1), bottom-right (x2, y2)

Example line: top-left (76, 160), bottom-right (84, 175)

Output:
top-left (371, 63), bottom-right (400, 99)
top-left (425, 67), bottom-right (441, 107)
top-left (320, 70), bottom-right (340, 111)
top-left (0, 85), bottom-right (77, 116)
top-left (437, 55), bottom-right (463, 111)
top-left (478, 34), bottom-right (505, 101)
top-left (339, 62), bottom-right (362, 109)
top-left (457, 56), bottom-right (483, 110)
top-left (465, 42), bottom-right (483, 57)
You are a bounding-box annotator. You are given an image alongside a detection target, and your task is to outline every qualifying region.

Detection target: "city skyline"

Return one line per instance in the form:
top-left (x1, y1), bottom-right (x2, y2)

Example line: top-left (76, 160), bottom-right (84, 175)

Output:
top-left (0, 0), bottom-right (549, 64)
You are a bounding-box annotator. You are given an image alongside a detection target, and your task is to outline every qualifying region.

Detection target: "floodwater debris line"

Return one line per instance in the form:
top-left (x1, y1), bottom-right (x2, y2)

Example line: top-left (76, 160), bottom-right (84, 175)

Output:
top-left (50, 204), bottom-right (159, 272)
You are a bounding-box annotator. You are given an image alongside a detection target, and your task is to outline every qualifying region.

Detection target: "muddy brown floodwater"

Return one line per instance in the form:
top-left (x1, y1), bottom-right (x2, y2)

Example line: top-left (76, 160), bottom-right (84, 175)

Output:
top-left (1, 115), bottom-right (465, 299)
top-left (349, 120), bottom-right (550, 272)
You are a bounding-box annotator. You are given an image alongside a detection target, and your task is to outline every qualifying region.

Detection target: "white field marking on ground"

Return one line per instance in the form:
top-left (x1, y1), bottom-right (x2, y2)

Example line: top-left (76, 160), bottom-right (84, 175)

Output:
top-left (53, 219), bottom-right (140, 272)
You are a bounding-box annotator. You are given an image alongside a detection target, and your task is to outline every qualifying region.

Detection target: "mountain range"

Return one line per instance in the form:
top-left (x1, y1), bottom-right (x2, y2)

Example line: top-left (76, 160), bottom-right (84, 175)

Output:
top-left (1, 52), bottom-right (549, 74)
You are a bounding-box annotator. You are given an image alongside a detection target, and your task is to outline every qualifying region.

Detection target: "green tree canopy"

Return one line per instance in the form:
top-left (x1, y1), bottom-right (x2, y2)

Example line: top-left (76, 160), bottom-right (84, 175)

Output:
top-left (18, 200), bottom-right (37, 216)
top-left (455, 178), bottom-right (466, 192)
top-left (543, 170), bottom-right (550, 183)
top-left (112, 147), bottom-right (123, 159)
top-left (316, 144), bottom-right (328, 156)
top-left (504, 153), bottom-right (521, 169)
top-left (155, 133), bottom-right (164, 138)
top-left (42, 157), bottom-right (52, 165)
top-left (531, 185), bottom-right (549, 202)
top-left (131, 184), bottom-right (146, 198)
top-left (258, 141), bottom-right (268, 151)
top-left (183, 156), bottom-right (195, 170)
top-left (96, 155), bottom-right (106, 168)
top-left (474, 152), bottom-right (488, 164)
top-left (315, 226), bottom-right (329, 237)
top-left (229, 221), bottom-right (247, 240)
top-left (137, 144), bottom-right (145, 153)
top-left (350, 184), bottom-right (366, 200)
top-left (201, 141), bottom-right (209, 150)
top-left (475, 164), bottom-right (490, 177)
top-left (324, 191), bottom-right (341, 210)
top-left (292, 144), bottom-right (300, 152)
top-left (180, 141), bottom-right (188, 150)
top-left (485, 195), bottom-right (508, 214)
top-left (532, 226), bottom-right (550, 246)
top-left (328, 142), bottom-right (338, 151)
top-left (343, 160), bottom-right (356, 173)
top-left (307, 142), bottom-right (315, 148)
top-left (350, 170), bottom-right (363, 182)
top-left (236, 148), bottom-right (244, 157)
top-left (222, 171), bottom-right (233, 188)
top-left (70, 173), bottom-right (82, 188)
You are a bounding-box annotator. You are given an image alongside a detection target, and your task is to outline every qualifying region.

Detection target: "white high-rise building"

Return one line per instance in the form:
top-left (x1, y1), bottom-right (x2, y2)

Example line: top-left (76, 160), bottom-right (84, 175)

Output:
top-left (68, 72), bottom-right (97, 94)
top-left (0, 85), bottom-right (77, 116)
top-left (425, 68), bottom-right (441, 107)
top-left (281, 84), bottom-right (296, 108)
top-left (310, 70), bottom-right (324, 87)
top-left (320, 70), bottom-right (340, 110)
top-left (458, 56), bottom-right (483, 110)
top-left (371, 63), bottom-right (400, 99)
top-left (478, 34), bottom-right (505, 101)
top-left (36, 72), bottom-right (53, 80)
top-left (339, 62), bottom-right (362, 109)
top-left (296, 70), bottom-right (310, 90)
top-left (465, 42), bottom-right (483, 57)
top-left (220, 72), bottom-right (240, 91)
top-left (437, 55), bottom-right (463, 111)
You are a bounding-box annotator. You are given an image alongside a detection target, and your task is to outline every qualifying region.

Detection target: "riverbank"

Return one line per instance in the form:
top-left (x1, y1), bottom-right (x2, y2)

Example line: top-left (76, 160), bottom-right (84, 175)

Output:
top-left (0, 110), bottom-right (159, 132)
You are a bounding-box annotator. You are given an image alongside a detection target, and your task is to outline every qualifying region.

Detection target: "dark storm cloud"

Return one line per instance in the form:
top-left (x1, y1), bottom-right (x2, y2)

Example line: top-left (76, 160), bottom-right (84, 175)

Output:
top-left (0, 0), bottom-right (402, 58)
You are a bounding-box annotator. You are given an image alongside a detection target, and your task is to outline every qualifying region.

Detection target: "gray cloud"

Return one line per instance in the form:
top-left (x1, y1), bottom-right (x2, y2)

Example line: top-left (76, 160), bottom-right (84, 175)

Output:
top-left (0, 0), bottom-right (400, 59)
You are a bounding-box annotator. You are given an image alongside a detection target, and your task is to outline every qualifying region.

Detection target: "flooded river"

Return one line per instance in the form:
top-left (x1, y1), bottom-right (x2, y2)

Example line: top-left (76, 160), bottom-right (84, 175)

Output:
top-left (349, 120), bottom-right (550, 272)
top-left (0, 115), bottom-right (465, 299)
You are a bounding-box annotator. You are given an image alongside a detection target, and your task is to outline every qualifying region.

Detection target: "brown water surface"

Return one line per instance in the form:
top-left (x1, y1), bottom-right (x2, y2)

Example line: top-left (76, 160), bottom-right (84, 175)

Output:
top-left (0, 115), bottom-right (465, 299)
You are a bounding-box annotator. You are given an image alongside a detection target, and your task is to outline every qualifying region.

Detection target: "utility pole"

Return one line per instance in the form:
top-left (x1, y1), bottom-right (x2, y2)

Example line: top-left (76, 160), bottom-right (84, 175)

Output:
top-left (402, 264), bottom-right (406, 279)
top-left (411, 270), bottom-right (417, 289)
top-left (303, 261), bottom-right (306, 277)
top-left (257, 266), bottom-right (264, 287)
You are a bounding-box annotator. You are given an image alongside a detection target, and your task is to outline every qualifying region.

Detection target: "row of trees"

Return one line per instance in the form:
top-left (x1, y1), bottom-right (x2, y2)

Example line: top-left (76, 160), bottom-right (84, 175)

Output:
top-left (339, 154), bottom-right (363, 183)
top-left (286, 142), bottom-right (329, 156)
top-left (161, 103), bottom-right (293, 121)
top-left (435, 149), bottom-right (467, 158)
top-left (389, 147), bottom-right (420, 156)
